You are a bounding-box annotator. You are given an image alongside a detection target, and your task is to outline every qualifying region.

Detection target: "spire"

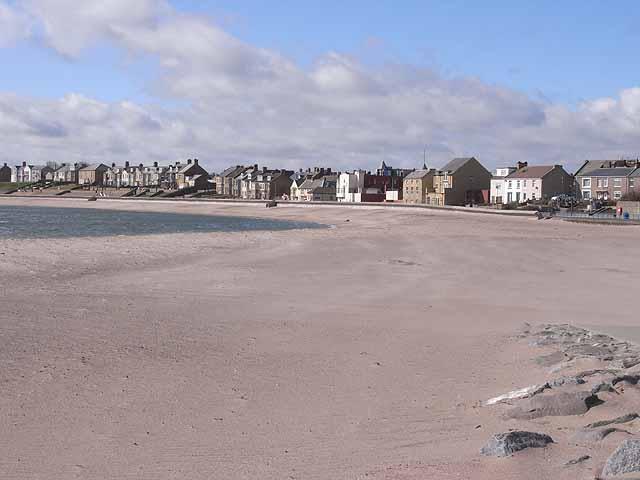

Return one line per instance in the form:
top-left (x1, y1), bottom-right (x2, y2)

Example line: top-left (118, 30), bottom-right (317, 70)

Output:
top-left (423, 162), bottom-right (428, 170)
top-left (380, 160), bottom-right (387, 170)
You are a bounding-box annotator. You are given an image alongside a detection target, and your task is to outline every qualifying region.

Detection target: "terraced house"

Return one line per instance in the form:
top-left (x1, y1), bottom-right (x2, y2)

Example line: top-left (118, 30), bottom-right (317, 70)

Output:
top-left (575, 160), bottom-right (640, 201)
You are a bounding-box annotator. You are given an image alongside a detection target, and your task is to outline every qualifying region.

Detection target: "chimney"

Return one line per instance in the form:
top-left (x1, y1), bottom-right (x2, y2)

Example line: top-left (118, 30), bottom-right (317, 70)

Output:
top-left (139, 163), bottom-right (143, 169)
top-left (154, 161), bottom-right (158, 168)
top-left (74, 163), bottom-right (78, 168)
top-left (22, 161), bottom-right (26, 167)
top-left (193, 158), bottom-right (198, 165)
top-left (254, 164), bottom-right (258, 171)
top-left (262, 167), bottom-right (267, 173)
top-left (125, 161), bottom-right (130, 168)
top-left (187, 159), bottom-right (192, 165)
top-left (516, 161), bottom-right (528, 170)
top-left (112, 162), bottom-right (116, 168)
top-left (3, 163), bottom-right (6, 167)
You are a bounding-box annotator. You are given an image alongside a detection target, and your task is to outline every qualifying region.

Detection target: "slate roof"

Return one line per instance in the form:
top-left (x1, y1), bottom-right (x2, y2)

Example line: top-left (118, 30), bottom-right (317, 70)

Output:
top-left (404, 169), bottom-right (431, 180)
top-left (79, 164), bottom-right (108, 171)
top-left (584, 167), bottom-right (636, 177)
top-left (439, 157), bottom-right (474, 173)
top-left (506, 166), bottom-right (555, 179)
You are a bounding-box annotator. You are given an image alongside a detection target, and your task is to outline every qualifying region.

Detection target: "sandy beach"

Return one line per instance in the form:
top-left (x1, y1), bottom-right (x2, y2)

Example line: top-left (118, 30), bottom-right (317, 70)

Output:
top-left (1, 197), bottom-right (639, 479)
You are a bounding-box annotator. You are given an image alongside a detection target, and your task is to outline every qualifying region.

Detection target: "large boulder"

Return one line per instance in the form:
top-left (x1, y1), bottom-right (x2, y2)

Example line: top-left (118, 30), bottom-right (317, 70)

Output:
top-left (602, 439), bottom-right (640, 477)
top-left (505, 391), bottom-right (602, 420)
top-left (481, 431), bottom-right (553, 457)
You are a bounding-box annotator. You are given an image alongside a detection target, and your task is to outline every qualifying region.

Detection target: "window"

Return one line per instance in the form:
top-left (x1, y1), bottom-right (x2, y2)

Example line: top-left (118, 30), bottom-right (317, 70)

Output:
top-left (597, 178), bottom-right (608, 188)
top-left (516, 181), bottom-right (520, 189)
top-left (614, 191), bottom-right (622, 199)
top-left (614, 177), bottom-right (622, 186)
top-left (532, 193), bottom-right (536, 200)
top-left (496, 184), bottom-right (501, 191)
top-left (508, 180), bottom-right (513, 189)
top-left (523, 180), bottom-right (527, 187)
top-left (583, 191), bottom-right (591, 200)
top-left (582, 178), bottom-right (591, 188)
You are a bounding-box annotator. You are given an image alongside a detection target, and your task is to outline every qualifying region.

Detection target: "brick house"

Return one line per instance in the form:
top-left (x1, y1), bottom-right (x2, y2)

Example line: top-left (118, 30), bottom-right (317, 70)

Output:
top-left (574, 160), bottom-right (640, 201)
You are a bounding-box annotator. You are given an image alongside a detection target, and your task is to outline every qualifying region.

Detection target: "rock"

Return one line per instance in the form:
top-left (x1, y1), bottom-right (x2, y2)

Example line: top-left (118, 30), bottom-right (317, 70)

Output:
top-left (585, 413), bottom-right (639, 429)
top-left (505, 391), bottom-right (603, 420)
top-left (486, 383), bottom-right (549, 406)
top-left (565, 455), bottom-right (591, 466)
top-left (570, 427), bottom-right (625, 444)
top-left (592, 381), bottom-right (616, 395)
top-left (612, 374), bottom-right (640, 386)
top-left (480, 431), bottom-right (553, 457)
top-left (548, 376), bottom-right (586, 388)
top-left (602, 439), bottom-right (640, 477)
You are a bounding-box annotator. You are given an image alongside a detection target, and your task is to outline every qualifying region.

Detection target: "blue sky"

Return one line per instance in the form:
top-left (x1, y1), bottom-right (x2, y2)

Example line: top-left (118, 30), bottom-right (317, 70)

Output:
top-left (1, 0), bottom-right (640, 170)
top-left (3, 0), bottom-right (638, 104)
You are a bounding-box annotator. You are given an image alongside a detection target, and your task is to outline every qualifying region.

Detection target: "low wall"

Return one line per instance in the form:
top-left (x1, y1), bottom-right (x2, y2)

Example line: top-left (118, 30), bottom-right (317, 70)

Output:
top-left (617, 201), bottom-right (640, 215)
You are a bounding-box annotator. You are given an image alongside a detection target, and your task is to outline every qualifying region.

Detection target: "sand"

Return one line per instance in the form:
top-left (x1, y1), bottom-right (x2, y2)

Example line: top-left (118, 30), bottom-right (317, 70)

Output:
top-left (1, 197), bottom-right (639, 479)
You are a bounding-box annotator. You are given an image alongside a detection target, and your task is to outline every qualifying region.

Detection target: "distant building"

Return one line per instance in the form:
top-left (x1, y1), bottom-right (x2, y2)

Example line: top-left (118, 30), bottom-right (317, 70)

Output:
top-left (502, 164), bottom-right (573, 203)
top-left (426, 157), bottom-right (491, 206)
top-left (215, 165), bottom-right (246, 197)
top-left (53, 163), bottom-right (83, 183)
top-left (14, 162), bottom-right (46, 183)
top-left (490, 166), bottom-right (517, 204)
top-left (0, 163), bottom-right (12, 183)
top-left (376, 161), bottom-right (414, 179)
top-left (297, 175), bottom-right (338, 201)
top-left (336, 169), bottom-right (402, 203)
top-left (78, 164), bottom-right (109, 186)
top-left (240, 167), bottom-right (293, 199)
top-left (403, 169), bottom-right (435, 204)
top-left (574, 160), bottom-right (640, 201)
top-left (176, 159), bottom-right (208, 190)
top-left (289, 168), bottom-right (333, 201)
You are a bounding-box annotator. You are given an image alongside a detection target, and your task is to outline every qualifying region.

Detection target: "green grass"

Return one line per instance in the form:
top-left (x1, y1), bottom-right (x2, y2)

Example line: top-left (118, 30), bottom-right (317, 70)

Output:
top-left (0, 182), bottom-right (31, 191)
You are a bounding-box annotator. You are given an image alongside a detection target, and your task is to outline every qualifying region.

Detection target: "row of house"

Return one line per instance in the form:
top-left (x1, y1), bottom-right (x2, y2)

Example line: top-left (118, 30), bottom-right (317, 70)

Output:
top-left (573, 160), bottom-right (640, 201)
top-left (1, 159), bottom-right (210, 191)
top-left (7, 155), bottom-right (637, 205)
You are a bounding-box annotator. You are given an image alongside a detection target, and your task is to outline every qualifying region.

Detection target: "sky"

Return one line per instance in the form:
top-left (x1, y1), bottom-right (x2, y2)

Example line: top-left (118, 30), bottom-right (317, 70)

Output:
top-left (1, 0), bottom-right (640, 173)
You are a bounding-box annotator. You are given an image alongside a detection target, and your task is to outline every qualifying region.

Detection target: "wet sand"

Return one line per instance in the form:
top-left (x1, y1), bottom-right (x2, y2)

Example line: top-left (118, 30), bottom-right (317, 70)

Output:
top-left (0, 197), bottom-right (639, 479)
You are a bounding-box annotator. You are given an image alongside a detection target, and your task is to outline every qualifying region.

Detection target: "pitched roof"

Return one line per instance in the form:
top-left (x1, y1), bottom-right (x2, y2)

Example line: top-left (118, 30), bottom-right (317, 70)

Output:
top-left (584, 167), bottom-right (636, 177)
top-left (506, 165), bottom-right (555, 179)
top-left (220, 165), bottom-right (244, 177)
top-left (404, 169), bottom-right (431, 180)
top-left (79, 164), bottom-right (108, 171)
top-left (439, 157), bottom-right (474, 173)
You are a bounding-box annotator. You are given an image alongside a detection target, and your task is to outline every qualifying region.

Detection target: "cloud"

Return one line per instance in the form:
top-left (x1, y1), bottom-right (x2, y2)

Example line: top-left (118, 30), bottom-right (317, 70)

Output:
top-left (0, 1), bottom-right (30, 46)
top-left (0, 0), bottom-right (640, 172)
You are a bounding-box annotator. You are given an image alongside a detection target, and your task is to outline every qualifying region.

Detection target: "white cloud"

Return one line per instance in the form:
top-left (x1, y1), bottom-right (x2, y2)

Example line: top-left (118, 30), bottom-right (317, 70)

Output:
top-left (0, 0), bottom-right (640, 172)
top-left (0, 1), bottom-right (30, 46)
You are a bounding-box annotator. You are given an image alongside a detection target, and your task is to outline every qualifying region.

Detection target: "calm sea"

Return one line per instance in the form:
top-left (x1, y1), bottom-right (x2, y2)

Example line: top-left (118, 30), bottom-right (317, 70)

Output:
top-left (0, 205), bottom-right (325, 239)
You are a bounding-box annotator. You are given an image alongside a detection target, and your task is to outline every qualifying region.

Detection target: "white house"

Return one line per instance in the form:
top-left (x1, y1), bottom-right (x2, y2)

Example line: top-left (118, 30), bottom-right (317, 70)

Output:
top-left (336, 170), bottom-right (366, 202)
top-left (490, 167), bottom-right (516, 204)
top-left (497, 164), bottom-right (573, 204)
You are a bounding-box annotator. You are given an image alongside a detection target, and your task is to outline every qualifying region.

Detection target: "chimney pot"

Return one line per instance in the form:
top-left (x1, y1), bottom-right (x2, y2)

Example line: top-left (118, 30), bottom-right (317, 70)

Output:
top-left (194, 158), bottom-right (198, 165)
top-left (187, 159), bottom-right (192, 164)
top-left (154, 161), bottom-right (158, 168)
top-left (22, 161), bottom-right (26, 167)
top-left (125, 161), bottom-right (130, 168)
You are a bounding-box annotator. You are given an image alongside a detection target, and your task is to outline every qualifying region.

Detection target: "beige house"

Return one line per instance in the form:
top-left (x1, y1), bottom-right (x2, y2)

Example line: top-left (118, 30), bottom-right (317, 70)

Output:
top-left (426, 157), bottom-right (491, 206)
top-left (403, 169), bottom-right (434, 204)
top-left (78, 164), bottom-right (109, 186)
